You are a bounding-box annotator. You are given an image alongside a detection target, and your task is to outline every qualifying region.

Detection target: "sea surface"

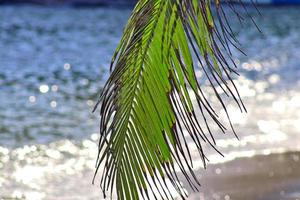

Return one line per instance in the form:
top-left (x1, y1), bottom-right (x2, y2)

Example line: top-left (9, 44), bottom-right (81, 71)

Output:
top-left (0, 5), bottom-right (300, 200)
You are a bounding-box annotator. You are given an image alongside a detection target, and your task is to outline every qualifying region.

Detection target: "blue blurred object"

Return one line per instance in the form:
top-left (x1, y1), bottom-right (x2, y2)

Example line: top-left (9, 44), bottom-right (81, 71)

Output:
top-left (0, 0), bottom-right (137, 6)
top-left (233, 0), bottom-right (300, 5)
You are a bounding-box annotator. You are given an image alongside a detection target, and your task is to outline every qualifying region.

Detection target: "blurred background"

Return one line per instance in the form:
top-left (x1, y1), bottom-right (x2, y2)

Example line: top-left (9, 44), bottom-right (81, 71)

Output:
top-left (0, 1), bottom-right (300, 200)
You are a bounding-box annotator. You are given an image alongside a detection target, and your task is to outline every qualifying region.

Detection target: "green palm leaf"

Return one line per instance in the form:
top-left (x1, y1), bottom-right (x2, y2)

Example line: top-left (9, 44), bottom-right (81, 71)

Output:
top-left (94, 0), bottom-right (249, 199)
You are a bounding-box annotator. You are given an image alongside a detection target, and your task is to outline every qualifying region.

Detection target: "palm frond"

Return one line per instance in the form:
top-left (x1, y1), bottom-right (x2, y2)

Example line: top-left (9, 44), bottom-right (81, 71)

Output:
top-left (94, 0), bottom-right (249, 199)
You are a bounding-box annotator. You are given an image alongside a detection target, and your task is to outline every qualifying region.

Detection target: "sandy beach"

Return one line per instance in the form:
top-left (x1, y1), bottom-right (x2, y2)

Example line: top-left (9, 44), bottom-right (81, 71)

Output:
top-left (185, 151), bottom-right (300, 200)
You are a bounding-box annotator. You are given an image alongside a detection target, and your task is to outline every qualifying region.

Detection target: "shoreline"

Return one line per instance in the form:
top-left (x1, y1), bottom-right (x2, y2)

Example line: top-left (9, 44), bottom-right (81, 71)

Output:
top-left (184, 151), bottom-right (300, 200)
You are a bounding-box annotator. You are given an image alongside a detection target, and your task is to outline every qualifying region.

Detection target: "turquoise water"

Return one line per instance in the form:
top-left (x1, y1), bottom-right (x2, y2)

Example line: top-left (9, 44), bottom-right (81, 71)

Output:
top-left (1, 5), bottom-right (300, 200)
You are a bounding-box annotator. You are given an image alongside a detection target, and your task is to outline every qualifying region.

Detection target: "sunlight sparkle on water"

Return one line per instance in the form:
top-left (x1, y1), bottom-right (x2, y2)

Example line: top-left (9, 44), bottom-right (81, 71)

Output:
top-left (241, 60), bottom-right (262, 71)
top-left (272, 100), bottom-right (287, 113)
top-left (50, 100), bottom-right (57, 108)
top-left (29, 95), bottom-right (36, 103)
top-left (0, 146), bottom-right (9, 155)
top-left (39, 85), bottom-right (49, 93)
top-left (90, 133), bottom-right (99, 141)
top-left (64, 63), bottom-right (71, 70)
top-left (12, 190), bottom-right (45, 200)
top-left (51, 85), bottom-right (58, 92)
top-left (268, 74), bottom-right (281, 84)
top-left (14, 165), bottom-right (45, 188)
top-left (86, 100), bottom-right (94, 107)
top-left (235, 77), bottom-right (256, 97)
top-left (220, 105), bottom-right (246, 125)
top-left (257, 120), bottom-right (280, 133)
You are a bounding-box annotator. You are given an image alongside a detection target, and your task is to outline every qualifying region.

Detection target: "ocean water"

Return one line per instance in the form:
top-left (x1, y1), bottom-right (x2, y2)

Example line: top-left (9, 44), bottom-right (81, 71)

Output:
top-left (0, 5), bottom-right (300, 200)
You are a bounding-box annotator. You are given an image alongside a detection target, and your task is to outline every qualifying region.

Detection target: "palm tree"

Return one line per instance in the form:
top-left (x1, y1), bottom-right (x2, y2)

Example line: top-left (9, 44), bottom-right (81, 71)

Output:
top-left (93, 0), bottom-right (253, 199)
